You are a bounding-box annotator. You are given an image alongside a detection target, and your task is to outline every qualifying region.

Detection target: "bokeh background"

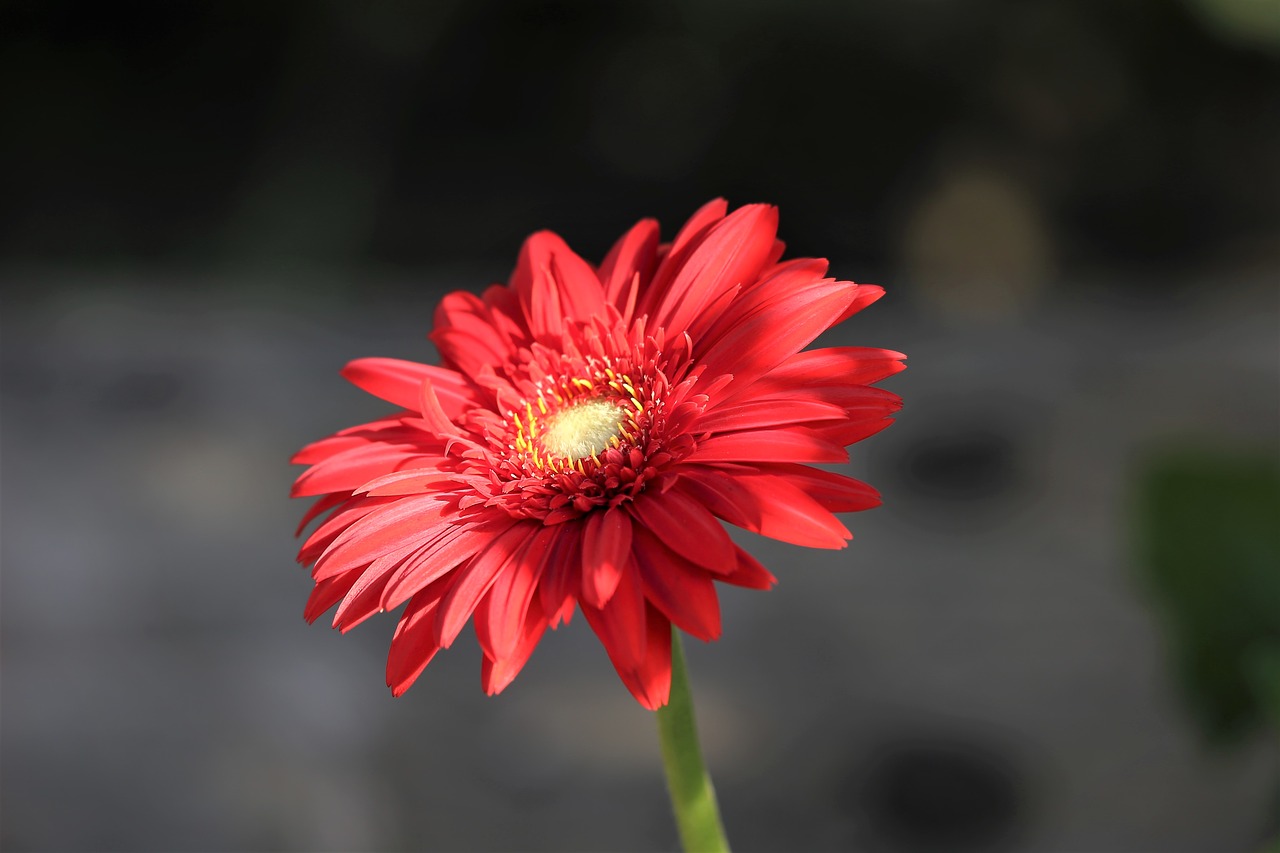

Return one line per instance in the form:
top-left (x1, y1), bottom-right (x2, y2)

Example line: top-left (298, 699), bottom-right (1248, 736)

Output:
top-left (2, 1), bottom-right (1278, 851)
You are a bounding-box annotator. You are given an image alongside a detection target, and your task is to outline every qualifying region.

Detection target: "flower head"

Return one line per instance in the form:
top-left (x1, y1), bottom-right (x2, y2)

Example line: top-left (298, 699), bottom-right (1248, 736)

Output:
top-left (292, 199), bottom-right (904, 709)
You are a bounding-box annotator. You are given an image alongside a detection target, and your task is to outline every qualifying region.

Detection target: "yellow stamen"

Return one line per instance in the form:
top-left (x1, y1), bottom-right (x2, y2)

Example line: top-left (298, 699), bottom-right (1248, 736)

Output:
top-left (540, 398), bottom-right (626, 461)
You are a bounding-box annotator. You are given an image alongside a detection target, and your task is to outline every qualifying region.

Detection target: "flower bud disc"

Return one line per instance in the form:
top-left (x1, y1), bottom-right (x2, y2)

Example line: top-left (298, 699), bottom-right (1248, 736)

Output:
top-left (541, 398), bottom-right (624, 461)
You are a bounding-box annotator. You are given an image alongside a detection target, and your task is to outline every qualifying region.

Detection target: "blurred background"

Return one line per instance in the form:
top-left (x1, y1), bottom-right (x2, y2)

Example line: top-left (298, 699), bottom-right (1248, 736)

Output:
top-left (2, 1), bottom-right (1278, 851)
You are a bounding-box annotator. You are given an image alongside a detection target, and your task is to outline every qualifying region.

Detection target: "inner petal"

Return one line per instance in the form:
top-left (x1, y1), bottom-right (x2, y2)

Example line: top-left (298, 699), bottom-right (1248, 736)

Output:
top-left (541, 398), bottom-right (625, 461)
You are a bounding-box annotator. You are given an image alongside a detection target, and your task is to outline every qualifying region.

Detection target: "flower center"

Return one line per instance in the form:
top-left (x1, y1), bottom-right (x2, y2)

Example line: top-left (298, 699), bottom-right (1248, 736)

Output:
top-left (539, 398), bottom-right (625, 461)
top-left (500, 364), bottom-right (648, 480)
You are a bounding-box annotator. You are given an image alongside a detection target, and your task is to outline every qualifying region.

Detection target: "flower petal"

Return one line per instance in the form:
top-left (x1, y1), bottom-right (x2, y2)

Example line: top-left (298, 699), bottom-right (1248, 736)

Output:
top-left (637, 199), bottom-right (728, 319)
top-left (378, 515), bottom-right (517, 612)
top-left (298, 496), bottom-right (396, 565)
top-left (331, 564), bottom-right (399, 632)
top-left (632, 527), bottom-right (722, 642)
top-left (294, 491), bottom-right (350, 537)
top-left (684, 428), bottom-right (849, 464)
top-left (430, 290), bottom-right (521, 378)
top-left (695, 398), bottom-right (848, 435)
top-left (581, 507), bottom-right (634, 609)
top-left (736, 376), bottom-right (904, 413)
top-left (291, 416), bottom-right (413, 465)
top-left (292, 444), bottom-right (437, 497)
top-left (538, 525), bottom-right (582, 628)
top-left (675, 467), bottom-right (852, 549)
top-left (387, 580), bottom-right (451, 696)
top-left (750, 463), bottom-right (882, 513)
top-left (649, 204), bottom-right (779, 336)
top-left (581, 560), bottom-right (648, 669)
top-left (812, 412), bottom-right (898, 446)
top-left (303, 572), bottom-right (359, 623)
top-left (511, 231), bottom-right (605, 339)
top-left (478, 525), bottom-right (557, 661)
top-left (312, 495), bottom-right (451, 580)
top-left (610, 605), bottom-right (673, 710)
top-left (695, 279), bottom-right (862, 398)
top-left (653, 198), bottom-right (727, 272)
top-left (765, 346), bottom-right (907, 388)
top-left (721, 546), bottom-right (778, 590)
top-left (341, 358), bottom-right (477, 415)
top-left (628, 489), bottom-right (736, 575)
top-left (415, 378), bottom-right (464, 439)
top-left (355, 467), bottom-right (458, 496)
top-left (434, 522), bottom-right (538, 649)
top-left (479, 595), bottom-right (548, 696)
top-left (598, 218), bottom-right (659, 312)
top-left (691, 258), bottom-right (828, 346)
top-left (835, 283), bottom-right (885, 323)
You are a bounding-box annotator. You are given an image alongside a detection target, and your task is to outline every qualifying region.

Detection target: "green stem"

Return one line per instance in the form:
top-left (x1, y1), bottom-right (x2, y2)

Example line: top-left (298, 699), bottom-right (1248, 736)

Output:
top-left (656, 627), bottom-right (730, 853)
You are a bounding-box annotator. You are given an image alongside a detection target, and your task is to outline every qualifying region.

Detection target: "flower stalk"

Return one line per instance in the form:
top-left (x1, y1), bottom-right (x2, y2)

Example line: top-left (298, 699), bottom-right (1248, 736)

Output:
top-left (656, 627), bottom-right (730, 853)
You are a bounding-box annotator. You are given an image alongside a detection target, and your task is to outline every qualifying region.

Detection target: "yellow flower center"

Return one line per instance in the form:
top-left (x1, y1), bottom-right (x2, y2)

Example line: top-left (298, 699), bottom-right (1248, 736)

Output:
top-left (539, 398), bottom-right (625, 461)
top-left (505, 368), bottom-right (645, 475)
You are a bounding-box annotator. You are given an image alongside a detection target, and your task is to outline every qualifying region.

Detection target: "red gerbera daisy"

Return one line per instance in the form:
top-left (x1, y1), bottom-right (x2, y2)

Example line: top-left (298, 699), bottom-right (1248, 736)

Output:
top-left (291, 199), bottom-right (904, 709)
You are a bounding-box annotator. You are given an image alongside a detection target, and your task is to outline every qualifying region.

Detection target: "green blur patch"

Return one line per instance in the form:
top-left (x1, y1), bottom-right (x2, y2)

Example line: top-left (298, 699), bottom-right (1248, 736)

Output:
top-left (1136, 450), bottom-right (1280, 744)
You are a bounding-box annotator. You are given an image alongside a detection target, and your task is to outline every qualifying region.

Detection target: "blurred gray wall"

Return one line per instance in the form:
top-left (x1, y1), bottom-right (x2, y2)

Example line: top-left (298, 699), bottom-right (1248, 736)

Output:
top-left (2, 1), bottom-right (1278, 851)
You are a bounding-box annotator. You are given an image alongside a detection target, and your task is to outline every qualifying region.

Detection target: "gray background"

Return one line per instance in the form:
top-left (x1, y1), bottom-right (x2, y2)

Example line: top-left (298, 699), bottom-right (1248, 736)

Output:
top-left (2, 1), bottom-right (1278, 851)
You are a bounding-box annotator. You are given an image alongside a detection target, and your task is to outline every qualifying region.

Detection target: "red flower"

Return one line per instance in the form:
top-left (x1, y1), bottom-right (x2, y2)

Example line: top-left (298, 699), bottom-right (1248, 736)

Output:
top-left (292, 199), bottom-right (904, 709)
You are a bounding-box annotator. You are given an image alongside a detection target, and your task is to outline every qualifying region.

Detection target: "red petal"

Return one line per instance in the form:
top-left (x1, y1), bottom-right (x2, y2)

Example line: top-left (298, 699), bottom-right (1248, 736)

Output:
top-left (379, 515), bottom-right (516, 612)
top-left (331, 565), bottom-right (398, 632)
top-left (813, 413), bottom-right (898, 446)
top-left (303, 572), bottom-right (360, 623)
top-left (434, 522), bottom-right (537, 649)
top-left (340, 358), bottom-right (476, 415)
top-left (598, 218), bottom-right (659, 312)
top-left (750, 463), bottom-right (882, 512)
top-left (650, 204), bottom-right (779, 335)
top-left (429, 290), bottom-right (522, 378)
top-left (835, 283), bottom-right (885, 323)
top-left (479, 525), bottom-right (557, 661)
top-left (478, 595), bottom-right (548, 696)
top-left (695, 399), bottom-right (847, 435)
top-left (628, 489), bottom-right (736, 575)
top-left (330, 522), bottom-right (469, 629)
top-left (672, 198), bottom-right (728, 249)
top-left (415, 379), bottom-right (462, 438)
top-left (311, 495), bottom-right (450, 580)
top-left (631, 527), bottom-right (722, 642)
top-left (538, 525), bottom-right (582, 627)
top-left (580, 560), bottom-right (647, 669)
top-left (765, 346), bottom-right (907, 388)
top-left (721, 546), bottom-right (778, 590)
top-left (675, 467), bottom-right (851, 549)
top-left (298, 496), bottom-right (396, 565)
top-left (386, 580), bottom-right (451, 696)
top-left (693, 258), bottom-right (828, 346)
top-left (295, 491), bottom-right (349, 537)
top-left (291, 416), bottom-right (405, 465)
top-left (639, 199), bottom-right (728, 318)
top-left (511, 231), bottom-right (605, 340)
top-left (695, 279), bottom-right (861, 397)
top-left (734, 380), bottom-right (903, 414)
top-left (355, 467), bottom-right (458, 496)
top-left (292, 444), bottom-right (437, 497)
top-left (610, 605), bottom-right (673, 710)
top-left (581, 508), bottom-right (633, 609)
top-left (550, 249), bottom-right (607, 323)
top-left (685, 428), bottom-right (849, 464)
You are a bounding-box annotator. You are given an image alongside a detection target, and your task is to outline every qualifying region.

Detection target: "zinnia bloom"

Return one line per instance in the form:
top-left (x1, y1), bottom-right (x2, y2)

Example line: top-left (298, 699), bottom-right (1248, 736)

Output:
top-left (292, 199), bottom-right (904, 709)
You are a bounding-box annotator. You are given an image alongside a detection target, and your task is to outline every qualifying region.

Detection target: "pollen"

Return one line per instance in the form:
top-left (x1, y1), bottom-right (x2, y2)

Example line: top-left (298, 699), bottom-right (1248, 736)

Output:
top-left (540, 398), bottom-right (626, 461)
